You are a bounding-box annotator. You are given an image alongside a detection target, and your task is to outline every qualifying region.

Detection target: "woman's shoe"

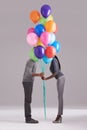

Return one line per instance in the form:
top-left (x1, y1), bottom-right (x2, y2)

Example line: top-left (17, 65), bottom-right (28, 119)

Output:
top-left (53, 115), bottom-right (62, 123)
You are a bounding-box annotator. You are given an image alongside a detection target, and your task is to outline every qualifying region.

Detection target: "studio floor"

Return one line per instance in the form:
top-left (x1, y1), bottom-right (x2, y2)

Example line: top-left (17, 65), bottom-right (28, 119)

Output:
top-left (0, 107), bottom-right (87, 130)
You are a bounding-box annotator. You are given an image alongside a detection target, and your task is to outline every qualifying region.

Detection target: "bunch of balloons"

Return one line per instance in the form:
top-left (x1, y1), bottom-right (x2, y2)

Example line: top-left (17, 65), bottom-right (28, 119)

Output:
top-left (26, 4), bottom-right (60, 64)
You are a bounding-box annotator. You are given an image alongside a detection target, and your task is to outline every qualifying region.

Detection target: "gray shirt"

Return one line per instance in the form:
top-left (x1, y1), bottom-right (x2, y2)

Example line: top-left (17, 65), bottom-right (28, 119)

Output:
top-left (23, 59), bottom-right (36, 82)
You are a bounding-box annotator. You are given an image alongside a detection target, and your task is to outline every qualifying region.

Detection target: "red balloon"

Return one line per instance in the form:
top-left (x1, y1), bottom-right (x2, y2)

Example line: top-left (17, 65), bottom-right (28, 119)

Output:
top-left (45, 46), bottom-right (56, 58)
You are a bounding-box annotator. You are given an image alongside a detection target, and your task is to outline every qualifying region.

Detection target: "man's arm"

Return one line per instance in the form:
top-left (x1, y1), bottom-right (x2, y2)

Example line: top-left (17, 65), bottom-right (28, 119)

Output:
top-left (32, 72), bottom-right (44, 77)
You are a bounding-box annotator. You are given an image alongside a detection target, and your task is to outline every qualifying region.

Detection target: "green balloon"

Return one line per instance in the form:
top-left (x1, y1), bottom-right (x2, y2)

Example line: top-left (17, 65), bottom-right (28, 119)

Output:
top-left (29, 48), bottom-right (39, 62)
top-left (39, 16), bottom-right (47, 25)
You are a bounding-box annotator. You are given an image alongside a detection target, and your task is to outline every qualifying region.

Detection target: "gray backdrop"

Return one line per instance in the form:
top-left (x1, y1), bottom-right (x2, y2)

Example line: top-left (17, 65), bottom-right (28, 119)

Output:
top-left (0, 0), bottom-right (87, 108)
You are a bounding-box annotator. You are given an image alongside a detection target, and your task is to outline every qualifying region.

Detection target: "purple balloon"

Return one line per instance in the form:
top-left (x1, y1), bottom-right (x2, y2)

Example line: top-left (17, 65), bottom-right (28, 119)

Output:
top-left (41, 4), bottom-right (51, 18)
top-left (34, 46), bottom-right (45, 59)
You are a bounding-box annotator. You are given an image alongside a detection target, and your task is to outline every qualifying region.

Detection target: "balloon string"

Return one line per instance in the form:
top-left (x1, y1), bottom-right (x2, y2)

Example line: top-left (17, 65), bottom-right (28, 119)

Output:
top-left (43, 81), bottom-right (46, 119)
top-left (40, 60), bottom-right (46, 120)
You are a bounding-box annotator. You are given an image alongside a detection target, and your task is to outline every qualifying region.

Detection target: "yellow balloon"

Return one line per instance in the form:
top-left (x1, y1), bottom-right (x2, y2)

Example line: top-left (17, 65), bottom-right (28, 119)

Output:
top-left (47, 15), bottom-right (53, 21)
top-left (37, 42), bottom-right (43, 46)
top-left (37, 38), bottom-right (45, 48)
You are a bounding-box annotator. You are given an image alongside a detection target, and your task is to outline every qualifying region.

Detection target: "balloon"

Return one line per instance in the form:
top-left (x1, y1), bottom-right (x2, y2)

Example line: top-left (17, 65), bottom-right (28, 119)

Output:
top-left (45, 46), bottom-right (56, 58)
top-left (34, 45), bottom-right (45, 59)
top-left (39, 16), bottom-right (47, 25)
top-left (29, 48), bottom-right (39, 62)
top-left (39, 15), bottom-right (53, 25)
top-left (30, 10), bottom-right (40, 24)
top-left (27, 27), bottom-right (34, 34)
top-left (41, 4), bottom-right (51, 18)
top-left (49, 33), bottom-right (56, 45)
top-left (43, 55), bottom-right (53, 64)
top-left (37, 42), bottom-right (45, 47)
top-left (46, 15), bottom-right (53, 21)
top-left (35, 24), bottom-right (45, 37)
top-left (40, 32), bottom-right (51, 46)
top-left (37, 38), bottom-right (45, 47)
top-left (51, 41), bottom-right (61, 52)
top-left (54, 25), bottom-right (58, 34)
top-left (45, 20), bottom-right (56, 32)
top-left (26, 32), bottom-right (38, 46)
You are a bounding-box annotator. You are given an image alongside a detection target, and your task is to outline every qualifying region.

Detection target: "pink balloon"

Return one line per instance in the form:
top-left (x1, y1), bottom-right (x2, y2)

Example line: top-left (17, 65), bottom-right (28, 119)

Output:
top-left (40, 32), bottom-right (51, 46)
top-left (26, 32), bottom-right (38, 46)
top-left (27, 27), bottom-right (34, 34)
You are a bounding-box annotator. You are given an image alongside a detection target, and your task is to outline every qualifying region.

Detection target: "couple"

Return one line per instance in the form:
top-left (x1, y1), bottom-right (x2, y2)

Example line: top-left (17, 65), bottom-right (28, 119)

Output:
top-left (22, 55), bottom-right (65, 123)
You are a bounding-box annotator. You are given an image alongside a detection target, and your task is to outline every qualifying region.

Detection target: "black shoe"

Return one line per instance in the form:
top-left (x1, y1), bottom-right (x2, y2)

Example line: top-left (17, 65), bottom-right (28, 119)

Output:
top-left (53, 115), bottom-right (62, 123)
top-left (26, 118), bottom-right (39, 123)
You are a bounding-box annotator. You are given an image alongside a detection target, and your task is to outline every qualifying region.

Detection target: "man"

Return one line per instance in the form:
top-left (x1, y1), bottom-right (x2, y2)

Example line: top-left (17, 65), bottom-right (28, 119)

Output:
top-left (22, 58), bottom-right (44, 123)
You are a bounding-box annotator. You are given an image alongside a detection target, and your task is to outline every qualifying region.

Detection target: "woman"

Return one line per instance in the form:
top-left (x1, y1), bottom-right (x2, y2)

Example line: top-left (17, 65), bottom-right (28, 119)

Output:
top-left (42, 55), bottom-right (65, 123)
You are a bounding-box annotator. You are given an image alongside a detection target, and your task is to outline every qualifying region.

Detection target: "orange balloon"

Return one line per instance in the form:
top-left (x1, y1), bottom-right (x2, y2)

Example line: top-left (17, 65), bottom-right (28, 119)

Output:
top-left (45, 20), bottom-right (56, 32)
top-left (30, 10), bottom-right (40, 24)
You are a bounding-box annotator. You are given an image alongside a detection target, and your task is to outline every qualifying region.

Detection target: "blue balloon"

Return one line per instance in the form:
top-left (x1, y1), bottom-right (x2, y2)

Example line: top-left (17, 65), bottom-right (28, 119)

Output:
top-left (34, 46), bottom-right (45, 59)
top-left (35, 24), bottom-right (45, 37)
top-left (51, 41), bottom-right (61, 52)
top-left (43, 55), bottom-right (53, 64)
top-left (41, 4), bottom-right (51, 18)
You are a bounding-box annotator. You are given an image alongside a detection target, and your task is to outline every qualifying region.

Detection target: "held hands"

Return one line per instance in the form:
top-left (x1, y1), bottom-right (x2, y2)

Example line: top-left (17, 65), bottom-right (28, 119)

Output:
top-left (39, 72), bottom-right (47, 80)
top-left (41, 76), bottom-right (46, 80)
top-left (41, 73), bottom-right (47, 80)
top-left (39, 72), bottom-right (44, 78)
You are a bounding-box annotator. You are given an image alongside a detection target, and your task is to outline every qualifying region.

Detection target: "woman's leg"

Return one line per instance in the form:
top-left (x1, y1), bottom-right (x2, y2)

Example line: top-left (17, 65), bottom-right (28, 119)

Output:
top-left (57, 76), bottom-right (65, 115)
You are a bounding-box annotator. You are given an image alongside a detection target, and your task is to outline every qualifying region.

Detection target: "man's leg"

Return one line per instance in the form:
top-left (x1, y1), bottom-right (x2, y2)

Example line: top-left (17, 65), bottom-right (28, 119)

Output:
top-left (23, 82), bottom-right (39, 123)
top-left (23, 82), bottom-right (33, 120)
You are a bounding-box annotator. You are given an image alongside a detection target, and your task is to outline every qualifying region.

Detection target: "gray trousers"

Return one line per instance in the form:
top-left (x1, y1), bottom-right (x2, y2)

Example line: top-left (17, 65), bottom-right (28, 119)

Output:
top-left (23, 82), bottom-right (33, 119)
top-left (57, 76), bottom-right (65, 115)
